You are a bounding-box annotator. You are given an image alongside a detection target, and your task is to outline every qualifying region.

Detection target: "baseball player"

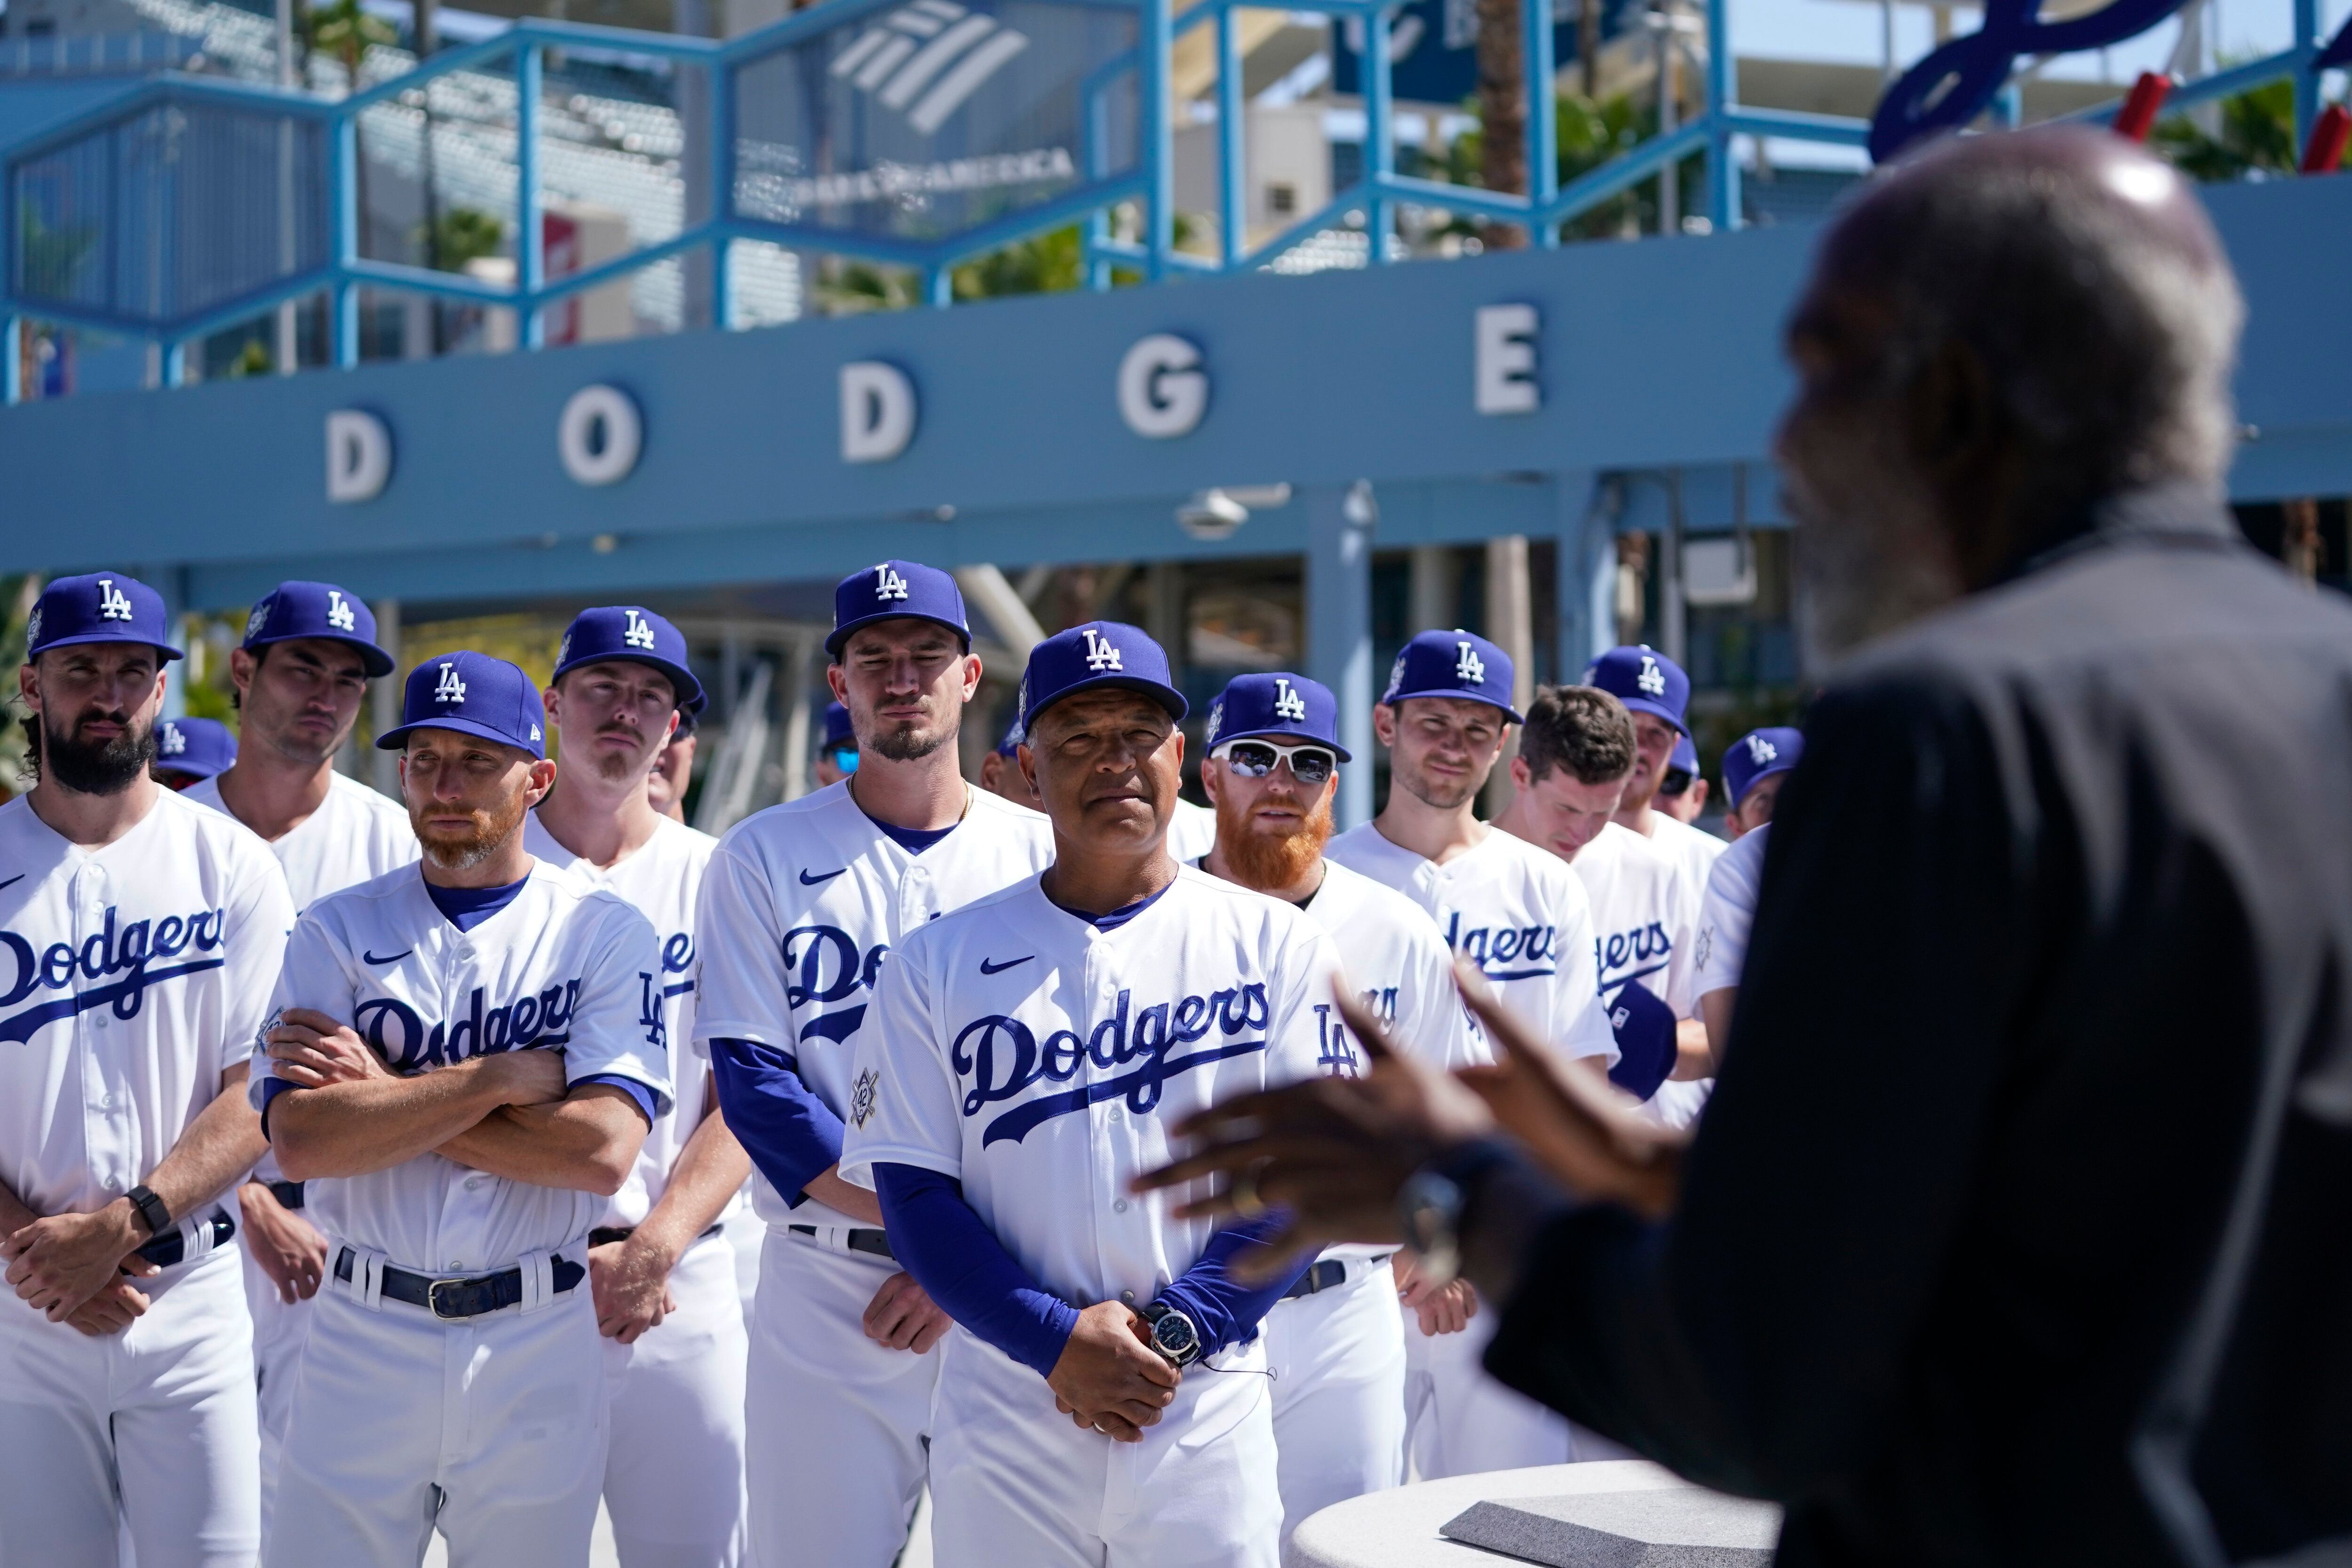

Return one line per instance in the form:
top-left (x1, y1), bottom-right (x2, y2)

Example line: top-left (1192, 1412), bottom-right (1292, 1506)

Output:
top-left (1491, 685), bottom-right (1709, 1104)
top-left (811, 700), bottom-right (858, 788)
top-left (696, 561), bottom-right (1054, 1568)
top-left (253, 649), bottom-right (671, 1568)
top-left (153, 716), bottom-right (238, 789)
top-left (0, 571), bottom-right (296, 1568)
top-left (1586, 646), bottom-right (1726, 896)
top-left (180, 578), bottom-right (415, 1543)
top-left (648, 704), bottom-right (699, 825)
top-left (1653, 732), bottom-right (1709, 825)
top-left (977, 716), bottom-right (1042, 808)
top-left (1190, 671), bottom-right (1485, 1543)
top-left (1325, 628), bottom-right (1616, 1480)
top-left (1692, 821), bottom-right (1771, 1061)
top-left (841, 622), bottom-right (1340, 1568)
top-left (1721, 726), bottom-right (1803, 839)
top-left (1166, 793), bottom-right (1217, 862)
top-left (527, 606), bottom-right (751, 1568)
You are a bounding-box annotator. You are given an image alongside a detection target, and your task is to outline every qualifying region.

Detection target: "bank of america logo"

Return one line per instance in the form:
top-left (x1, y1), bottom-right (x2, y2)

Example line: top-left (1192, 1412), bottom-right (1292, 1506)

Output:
top-left (830, 0), bottom-right (1032, 135)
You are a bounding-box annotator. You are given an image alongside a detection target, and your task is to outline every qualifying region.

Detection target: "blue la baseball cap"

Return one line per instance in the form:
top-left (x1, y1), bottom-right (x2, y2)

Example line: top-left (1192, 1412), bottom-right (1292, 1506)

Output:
top-left (1723, 725), bottom-right (1803, 809)
top-left (242, 581), bottom-right (394, 677)
top-left (1018, 621), bottom-right (1187, 732)
top-left (1605, 980), bottom-right (1677, 1102)
top-left (27, 572), bottom-right (183, 662)
top-left (1583, 645), bottom-right (1691, 734)
top-left (153, 716), bottom-right (237, 779)
top-left (374, 651), bottom-right (547, 759)
top-left (1380, 629), bottom-right (1521, 723)
top-left (827, 560), bottom-right (970, 661)
top-left (553, 606), bottom-right (705, 713)
top-left (821, 700), bottom-right (856, 752)
top-left (993, 716), bottom-right (1024, 758)
top-left (1668, 732), bottom-right (1699, 776)
top-left (1204, 672), bottom-right (1351, 763)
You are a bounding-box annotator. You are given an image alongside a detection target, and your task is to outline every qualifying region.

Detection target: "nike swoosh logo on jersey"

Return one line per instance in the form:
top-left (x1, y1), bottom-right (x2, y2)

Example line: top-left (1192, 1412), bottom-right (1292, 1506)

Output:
top-left (0, 875), bottom-right (22, 892)
top-left (979, 955), bottom-right (1033, 974)
top-left (363, 948), bottom-right (413, 965)
top-left (800, 868), bottom-right (847, 885)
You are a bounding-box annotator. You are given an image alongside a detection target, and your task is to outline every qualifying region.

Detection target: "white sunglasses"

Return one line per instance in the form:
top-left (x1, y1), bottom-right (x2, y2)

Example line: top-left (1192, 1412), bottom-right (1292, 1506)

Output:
top-left (1211, 738), bottom-right (1340, 785)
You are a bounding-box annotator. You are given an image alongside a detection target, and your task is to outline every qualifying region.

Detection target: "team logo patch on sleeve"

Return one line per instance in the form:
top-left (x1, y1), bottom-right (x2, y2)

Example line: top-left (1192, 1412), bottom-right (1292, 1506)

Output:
top-left (850, 1067), bottom-right (879, 1129)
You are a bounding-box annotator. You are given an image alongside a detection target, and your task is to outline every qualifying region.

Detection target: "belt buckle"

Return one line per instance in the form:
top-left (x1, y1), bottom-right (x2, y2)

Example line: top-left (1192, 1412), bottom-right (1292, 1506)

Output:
top-left (427, 1276), bottom-right (474, 1319)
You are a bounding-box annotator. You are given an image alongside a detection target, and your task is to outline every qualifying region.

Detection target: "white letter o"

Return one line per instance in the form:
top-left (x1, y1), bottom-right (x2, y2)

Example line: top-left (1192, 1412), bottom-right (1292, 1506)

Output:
top-left (1117, 334), bottom-right (1208, 439)
top-left (558, 384), bottom-right (643, 486)
top-left (325, 408), bottom-right (393, 503)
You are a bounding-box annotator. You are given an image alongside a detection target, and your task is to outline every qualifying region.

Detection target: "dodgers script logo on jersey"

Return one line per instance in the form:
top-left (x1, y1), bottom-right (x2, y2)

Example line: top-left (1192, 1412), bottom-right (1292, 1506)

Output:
top-left (781, 924), bottom-right (890, 1045)
top-left (1595, 921), bottom-right (1675, 995)
top-left (0, 905), bottom-right (229, 1044)
top-left (952, 981), bottom-right (1271, 1146)
top-left (1311, 987), bottom-right (1398, 1078)
top-left (1438, 912), bottom-right (1557, 981)
top-left (348, 969), bottom-right (664, 1070)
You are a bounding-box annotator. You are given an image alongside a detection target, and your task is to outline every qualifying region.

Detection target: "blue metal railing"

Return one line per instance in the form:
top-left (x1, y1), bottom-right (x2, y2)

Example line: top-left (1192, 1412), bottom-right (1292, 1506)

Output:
top-left (2, 0), bottom-right (2346, 405)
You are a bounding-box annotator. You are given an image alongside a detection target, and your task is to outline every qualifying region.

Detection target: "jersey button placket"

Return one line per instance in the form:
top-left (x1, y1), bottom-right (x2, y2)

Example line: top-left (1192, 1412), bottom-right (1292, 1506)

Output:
top-left (75, 868), bottom-right (124, 1191)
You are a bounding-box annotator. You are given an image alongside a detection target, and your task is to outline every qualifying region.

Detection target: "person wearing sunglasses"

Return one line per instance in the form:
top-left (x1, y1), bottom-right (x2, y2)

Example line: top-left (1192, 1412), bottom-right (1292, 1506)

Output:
top-left (812, 700), bottom-right (859, 788)
top-left (1192, 671), bottom-right (1483, 1548)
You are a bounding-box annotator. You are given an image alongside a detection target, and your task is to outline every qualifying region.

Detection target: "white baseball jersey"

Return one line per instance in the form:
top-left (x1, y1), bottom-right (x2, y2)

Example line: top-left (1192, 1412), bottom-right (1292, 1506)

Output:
top-left (1641, 811), bottom-right (1727, 911)
top-left (692, 780), bottom-right (1055, 1231)
top-left (1692, 822), bottom-right (1770, 1000)
top-left (1326, 822), bottom-right (1618, 1068)
top-left (524, 811), bottom-right (718, 1230)
top-left (183, 770), bottom-right (417, 912)
top-left (248, 860), bottom-right (673, 1271)
top-left (1566, 822), bottom-right (1698, 1018)
top-left (0, 789), bottom-right (294, 1221)
top-left (839, 865), bottom-right (1338, 1307)
top-left (1299, 857), bottom-right (1486, 1076)
top-left (1167, 798), bottom-right (1217, 863)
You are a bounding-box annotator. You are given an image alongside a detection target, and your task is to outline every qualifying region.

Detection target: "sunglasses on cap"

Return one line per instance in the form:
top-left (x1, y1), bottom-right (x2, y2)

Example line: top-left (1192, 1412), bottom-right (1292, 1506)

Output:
top-left (1213, 739), bottom-right (1339, 786)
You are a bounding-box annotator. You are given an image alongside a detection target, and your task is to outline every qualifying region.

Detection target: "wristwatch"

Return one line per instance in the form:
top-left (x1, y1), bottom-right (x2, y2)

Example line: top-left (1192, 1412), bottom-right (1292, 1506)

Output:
top-left (1396, 1169), bottom-right (1466, 1288)
top-left (125, 1184), bottom-right (173, 1241)
top-left (1138, 1302), bottom-right (1201, 1367)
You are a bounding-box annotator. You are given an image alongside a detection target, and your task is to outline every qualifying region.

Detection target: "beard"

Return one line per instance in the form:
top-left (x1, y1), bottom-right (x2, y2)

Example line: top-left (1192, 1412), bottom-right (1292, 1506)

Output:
top-left (1215, 789), bottom-right (1334, 891)
top-left (43, 709), bottom-right (156, 796)
top-left (584, 727), bottom-right (657, 784)
top-left (410, 788), bottom-right (530, 873)
top-left (866, 716), bottom-right (952, 763)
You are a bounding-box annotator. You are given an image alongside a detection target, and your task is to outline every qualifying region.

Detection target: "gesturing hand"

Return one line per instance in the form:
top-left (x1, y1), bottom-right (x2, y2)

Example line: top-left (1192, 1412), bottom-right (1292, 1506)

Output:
top-left (266, 1008), bottom-right (389, 1089)
top-left (863, 1271), bottom-right (952, 1355)
top-left (1045, 1300), bottom-right (1180, 1442)
top-left (1129, 983), bottom-right (1496, 1285)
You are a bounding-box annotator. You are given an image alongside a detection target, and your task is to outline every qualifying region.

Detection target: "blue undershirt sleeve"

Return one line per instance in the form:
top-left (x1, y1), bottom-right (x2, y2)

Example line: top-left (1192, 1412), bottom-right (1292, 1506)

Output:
top-left (708, 1036), bottom-right (846, 1207)
top-left (1152, 1214), bottom-right (1313, 1358)
top-left (574, 1074), bottom-right (659, 1130)
top-left (875, 1162), bottom-right (1079, 1379)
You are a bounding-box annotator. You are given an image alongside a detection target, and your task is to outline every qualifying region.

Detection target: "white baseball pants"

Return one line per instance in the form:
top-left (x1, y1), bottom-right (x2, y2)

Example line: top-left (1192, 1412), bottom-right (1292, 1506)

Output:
top-left (241, 1238), bottom-right (315, 1552)
top-left (1262, 1258), bottom-right (1406, 1545)
top-left (267, 1256), bottom-right (607, 1568)
top-left (744, 1229), bottom-right (936, 1568)
top-left (1402, 1296), bottom-right (1572, 1480)
top-left (0, 1244), bottom-right (260, 1568)
top-left (601, 1232), bottom-right (748, 1568)
top-left (926, 1328), bottom-right (1281, 1568)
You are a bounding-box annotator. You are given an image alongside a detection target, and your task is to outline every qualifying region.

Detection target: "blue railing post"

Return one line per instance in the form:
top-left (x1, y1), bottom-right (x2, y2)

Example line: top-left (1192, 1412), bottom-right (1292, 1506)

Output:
top-left (1706, 0), bottom-right (1738, 231)
top-left (924, 264), bottom-right (953, 307)
top-left (3, 316), bottom-right (20, 406)
top-left (2294, 0), bottom-right (2320, 162)
top-left (164, 339), bottom-right (186, 388)
top-left (710, 59), bottom-right (735, 329)
top-left (1364, 6), bottom-right (1394, 263)
top-left (1217, 5), bottom-right (1246, 267)
top-left (1524, 0), bottom-right (1558, 247)
top-left (1143, 0), bottom-right (1173, 279)
top-left (330, 114), bottom-right (360, 367)
top-left (517, 42), bottom-right (545, 349)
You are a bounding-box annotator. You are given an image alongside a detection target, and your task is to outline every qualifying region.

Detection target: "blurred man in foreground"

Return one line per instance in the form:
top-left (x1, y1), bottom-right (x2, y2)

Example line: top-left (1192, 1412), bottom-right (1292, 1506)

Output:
top-left (1137, 128), bottom-right (2352, 1565)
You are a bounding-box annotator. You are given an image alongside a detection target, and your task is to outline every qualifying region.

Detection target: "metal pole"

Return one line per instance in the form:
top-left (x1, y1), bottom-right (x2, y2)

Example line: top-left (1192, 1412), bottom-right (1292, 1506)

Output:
top-left (331, 116), bottom-right (359, 366)
top-left (2294, 0), bottom-right (2320, 160)
top-left (1364, 7), bottom-right (1394, 263)
top-left (517, 42), bottom-right (544, 349)
top-left (276, 0), bottom-right (299, 374)
top-left (2, 317), bottom-right (19, 406)
top-left (710, 57), bottom-right (735, 329)
top-left (1554, 470), bottom-right (1613, 670)
top-left (1656, 14), bottom-right (1677, 236)
top-left (1524, 0), bottom-right (1559, 246)
top-left (1217, 6), bottom-right (1245, 267)
top-left (1707, 0), bottom-right (1738, 231)
top-left (1307, 482), bottom-right (1376, 830)
top-left (164, 339), bottom-right (187, 388)
top-left (1144, 0), bottom-right (1173, 279)
top-left (370, 598), bottom-right (403, 796)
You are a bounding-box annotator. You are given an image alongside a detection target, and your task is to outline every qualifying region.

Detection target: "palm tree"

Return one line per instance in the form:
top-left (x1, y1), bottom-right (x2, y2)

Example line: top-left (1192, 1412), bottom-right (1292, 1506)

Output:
top-left (305, 0), bottom-right (394, 85)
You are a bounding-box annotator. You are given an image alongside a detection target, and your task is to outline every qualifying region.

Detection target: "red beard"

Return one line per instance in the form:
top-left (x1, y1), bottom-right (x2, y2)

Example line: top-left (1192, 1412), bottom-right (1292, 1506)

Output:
top-left (1214, 788), bottom-right (1334, 891)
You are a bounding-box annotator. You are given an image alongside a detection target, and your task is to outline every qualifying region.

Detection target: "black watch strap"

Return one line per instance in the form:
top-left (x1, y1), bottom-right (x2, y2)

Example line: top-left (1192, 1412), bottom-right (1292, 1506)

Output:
top-left (126, 1184), bottom-right (173, 1240)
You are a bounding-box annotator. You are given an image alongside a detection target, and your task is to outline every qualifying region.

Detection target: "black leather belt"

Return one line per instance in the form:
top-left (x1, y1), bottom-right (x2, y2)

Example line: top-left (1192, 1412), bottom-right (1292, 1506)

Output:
top-left (266, 1180), bottom-right (305, 1210)
top-left (589, 1223), bottom-right (723, 1249)
top-left (333, 1246), bottom-right (585, 1319)
top-left (134, 1210), bottom-right (235, 1269)
top-left (787, 1224), bottom-right (895, 1263)
top-left (1282, 1254), bottom-right (1390, 1300)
